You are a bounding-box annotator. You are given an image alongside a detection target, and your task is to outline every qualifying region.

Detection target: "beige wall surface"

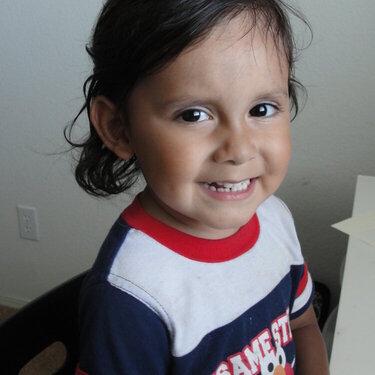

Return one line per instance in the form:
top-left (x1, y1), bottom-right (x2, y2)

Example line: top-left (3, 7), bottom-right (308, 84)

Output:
top-left (0, 0), bottom-right (374, 311)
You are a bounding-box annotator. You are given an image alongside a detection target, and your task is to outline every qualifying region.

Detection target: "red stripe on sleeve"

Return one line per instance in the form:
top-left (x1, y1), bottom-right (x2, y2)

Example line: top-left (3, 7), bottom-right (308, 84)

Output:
top-left (296, 263), bottom-right (308, 297)
top-left (75, 365), bottom-right (89, 375)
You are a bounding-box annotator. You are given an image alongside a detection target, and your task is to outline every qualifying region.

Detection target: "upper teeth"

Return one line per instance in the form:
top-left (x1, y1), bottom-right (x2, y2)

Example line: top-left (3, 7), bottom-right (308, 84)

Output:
top-left (203, 179), bottom-right (251, 192)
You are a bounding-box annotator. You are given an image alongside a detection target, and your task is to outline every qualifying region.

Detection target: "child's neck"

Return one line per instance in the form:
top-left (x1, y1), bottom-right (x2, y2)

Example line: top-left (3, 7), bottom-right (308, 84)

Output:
top-left (138, 187), bottom-right (243, 240)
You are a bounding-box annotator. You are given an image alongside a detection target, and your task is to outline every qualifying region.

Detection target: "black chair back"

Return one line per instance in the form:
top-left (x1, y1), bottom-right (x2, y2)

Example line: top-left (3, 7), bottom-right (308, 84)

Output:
top-left (0, 271), bottom-right (88, 375)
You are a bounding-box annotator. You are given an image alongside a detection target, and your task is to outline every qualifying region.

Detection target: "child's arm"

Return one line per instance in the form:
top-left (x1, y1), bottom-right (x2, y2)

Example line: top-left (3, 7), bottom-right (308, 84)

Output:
top-left (290, 304), bottom-right (330, 375)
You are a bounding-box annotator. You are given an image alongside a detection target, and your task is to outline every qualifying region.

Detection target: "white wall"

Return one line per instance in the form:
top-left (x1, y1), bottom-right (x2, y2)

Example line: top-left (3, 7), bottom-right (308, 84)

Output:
top-left (0, 0), bottom-right (374, 310)
top-left (0, 0), bottom-right (134, 306)
top-left (278, 0), bottom-right (375, 309)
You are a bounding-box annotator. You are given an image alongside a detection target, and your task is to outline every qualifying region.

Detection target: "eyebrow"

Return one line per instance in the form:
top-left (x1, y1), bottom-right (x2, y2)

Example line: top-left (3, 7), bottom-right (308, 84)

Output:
top-left (253, 89), bottom-right (289, 102)
top-left (157, 89), bottom-right (289, 111)
top-left (156, 96), bottom-right (209, 111)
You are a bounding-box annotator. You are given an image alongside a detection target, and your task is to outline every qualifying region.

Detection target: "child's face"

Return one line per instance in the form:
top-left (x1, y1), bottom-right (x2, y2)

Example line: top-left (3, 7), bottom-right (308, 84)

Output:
top-left (126, 15), bottom-right (291, 239)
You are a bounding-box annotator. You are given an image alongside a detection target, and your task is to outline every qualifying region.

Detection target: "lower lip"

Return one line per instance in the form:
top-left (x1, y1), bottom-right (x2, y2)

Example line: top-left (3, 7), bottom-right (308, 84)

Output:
top-left (200, 179), bottom-right (257, 201)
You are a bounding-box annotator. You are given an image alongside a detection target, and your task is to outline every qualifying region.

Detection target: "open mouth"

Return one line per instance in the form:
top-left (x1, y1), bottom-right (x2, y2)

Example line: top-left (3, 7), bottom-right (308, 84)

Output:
top-left (202, 179), bottom-right (251, 192)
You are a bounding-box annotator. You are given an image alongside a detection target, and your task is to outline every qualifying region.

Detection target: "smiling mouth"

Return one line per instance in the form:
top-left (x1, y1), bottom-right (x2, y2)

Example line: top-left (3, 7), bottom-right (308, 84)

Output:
top-left (202, 179), bottom-right (251, 192)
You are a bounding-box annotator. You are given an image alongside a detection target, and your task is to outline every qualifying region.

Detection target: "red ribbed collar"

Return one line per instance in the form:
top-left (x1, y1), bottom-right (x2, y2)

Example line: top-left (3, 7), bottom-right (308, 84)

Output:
top-left (121, 196), bottom-right (260, 263)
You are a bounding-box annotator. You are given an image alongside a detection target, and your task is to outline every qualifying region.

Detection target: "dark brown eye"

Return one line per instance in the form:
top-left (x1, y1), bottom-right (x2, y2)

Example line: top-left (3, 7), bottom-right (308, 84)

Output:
top-left (180, 109), bottom-right (210, 122)
top-left (250, 103), bottom-right (277, 117)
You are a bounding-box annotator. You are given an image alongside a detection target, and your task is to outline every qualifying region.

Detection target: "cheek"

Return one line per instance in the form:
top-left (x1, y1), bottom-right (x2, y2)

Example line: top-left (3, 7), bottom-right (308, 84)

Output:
top-left (133, 131), bottom-right (199, 183)
top-left (265, 130), bottom-right (291, 173)
top-left (278, 136), bottom-right (291, 169)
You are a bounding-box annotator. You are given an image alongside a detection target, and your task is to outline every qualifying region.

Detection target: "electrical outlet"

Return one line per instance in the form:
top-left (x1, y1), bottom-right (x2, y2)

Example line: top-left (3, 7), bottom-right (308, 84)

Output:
top-left (17, 205), bottom-right (39, 241)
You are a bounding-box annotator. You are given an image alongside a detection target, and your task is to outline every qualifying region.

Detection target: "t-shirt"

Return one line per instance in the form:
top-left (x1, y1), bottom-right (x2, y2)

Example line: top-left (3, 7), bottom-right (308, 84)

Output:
top-left (76, 195), bottom-right (313, 375)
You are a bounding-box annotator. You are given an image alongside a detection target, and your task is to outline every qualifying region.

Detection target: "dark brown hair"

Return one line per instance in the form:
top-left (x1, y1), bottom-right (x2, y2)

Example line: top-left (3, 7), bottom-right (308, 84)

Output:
top-left (65, 0), bottom-right (310, 197)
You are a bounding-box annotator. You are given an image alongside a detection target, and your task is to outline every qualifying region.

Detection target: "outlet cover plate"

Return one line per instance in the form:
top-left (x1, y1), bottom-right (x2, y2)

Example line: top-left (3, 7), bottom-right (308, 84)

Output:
top-left (17, 205), bottom-right (39, 241)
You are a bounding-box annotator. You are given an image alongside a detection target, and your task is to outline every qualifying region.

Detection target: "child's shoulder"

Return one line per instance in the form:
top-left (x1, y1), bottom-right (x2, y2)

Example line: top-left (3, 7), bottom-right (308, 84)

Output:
top-left (256, 195), bottom-right (302, 259)
top-left (257, 194), bottom-right (294, 221)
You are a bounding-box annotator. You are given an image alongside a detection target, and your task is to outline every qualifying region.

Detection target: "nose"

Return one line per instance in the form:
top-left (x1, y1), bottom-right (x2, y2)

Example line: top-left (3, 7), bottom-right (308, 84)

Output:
top-left (212, 125), bottom-right (256, 165)
top-left (273, 365), bottom-right (286, 375)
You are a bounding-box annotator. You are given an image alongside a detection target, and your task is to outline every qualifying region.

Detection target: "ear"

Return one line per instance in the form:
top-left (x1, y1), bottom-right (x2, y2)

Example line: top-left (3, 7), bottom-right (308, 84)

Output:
top-left (90, 96), bottom-right (134, 160)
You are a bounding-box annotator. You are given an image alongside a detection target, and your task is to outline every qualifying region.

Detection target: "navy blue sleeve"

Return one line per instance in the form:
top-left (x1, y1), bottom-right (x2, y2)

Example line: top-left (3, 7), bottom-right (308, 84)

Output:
top-left (77, 281), bottom-right (170, 375)
top-left (289, 264), bottom-right (314, 321)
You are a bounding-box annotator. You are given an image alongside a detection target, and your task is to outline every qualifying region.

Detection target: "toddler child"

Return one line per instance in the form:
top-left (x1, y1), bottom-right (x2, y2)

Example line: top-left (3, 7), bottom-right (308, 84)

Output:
top-left (66, 0), bottom-right (329, 373)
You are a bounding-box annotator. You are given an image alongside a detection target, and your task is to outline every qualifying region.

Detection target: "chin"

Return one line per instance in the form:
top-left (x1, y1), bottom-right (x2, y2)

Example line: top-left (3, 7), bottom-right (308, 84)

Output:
top-left (205, 216), bottom-right (251, 233)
